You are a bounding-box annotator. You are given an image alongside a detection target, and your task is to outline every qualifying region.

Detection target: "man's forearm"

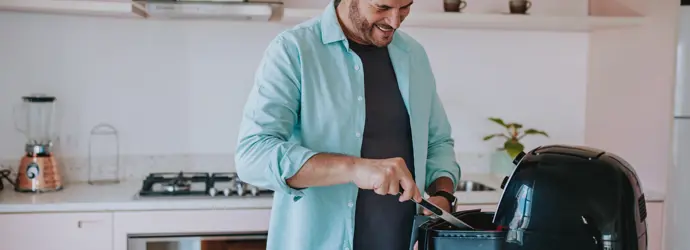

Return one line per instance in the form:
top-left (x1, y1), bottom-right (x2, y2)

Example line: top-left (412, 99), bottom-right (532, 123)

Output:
top-left (285, 153), bottom-right (357, 188)
top-left (426, 176), bottom-right (455, 194)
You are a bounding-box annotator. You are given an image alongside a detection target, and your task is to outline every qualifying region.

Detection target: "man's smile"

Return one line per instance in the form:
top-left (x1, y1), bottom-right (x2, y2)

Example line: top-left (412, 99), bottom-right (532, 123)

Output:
top-left (375, 24), bottom-right (395, 32)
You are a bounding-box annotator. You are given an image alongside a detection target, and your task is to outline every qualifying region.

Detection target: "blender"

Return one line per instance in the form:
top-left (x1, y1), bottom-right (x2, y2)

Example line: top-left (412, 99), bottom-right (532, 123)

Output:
top-left (13, 94), bottom-right (63, 192)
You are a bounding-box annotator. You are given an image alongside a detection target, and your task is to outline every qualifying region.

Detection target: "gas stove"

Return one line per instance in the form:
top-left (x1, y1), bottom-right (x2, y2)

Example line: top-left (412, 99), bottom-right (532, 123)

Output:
top-left (136, 171), bottom-right (273, 198)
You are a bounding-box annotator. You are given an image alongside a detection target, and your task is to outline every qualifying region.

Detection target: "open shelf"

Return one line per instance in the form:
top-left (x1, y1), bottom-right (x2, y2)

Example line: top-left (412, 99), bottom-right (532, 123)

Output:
top-left (0, 1), bottom-right (645, 32)
top-left (0, 0), bottom-right (147, 18)
top-left (282, 8), bottom-right (645, 32)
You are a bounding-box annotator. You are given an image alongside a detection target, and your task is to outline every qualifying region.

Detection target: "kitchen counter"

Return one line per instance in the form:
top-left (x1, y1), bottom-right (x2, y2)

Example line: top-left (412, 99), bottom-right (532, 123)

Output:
top-left (0, 173), bottom-right (665, 214)
top-left (0, 179), bottom-right (274, 213)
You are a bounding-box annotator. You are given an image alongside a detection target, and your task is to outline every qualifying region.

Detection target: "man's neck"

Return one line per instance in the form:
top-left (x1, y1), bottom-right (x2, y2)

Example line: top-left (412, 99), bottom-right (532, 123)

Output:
top-left (335, 0), bottom-right (369, 45)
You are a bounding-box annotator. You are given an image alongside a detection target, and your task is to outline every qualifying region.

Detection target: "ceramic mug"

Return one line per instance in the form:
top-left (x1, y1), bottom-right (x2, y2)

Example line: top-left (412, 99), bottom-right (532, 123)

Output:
top-left (509, 0), bottom-right (531, 14)
top-left (444, 0), bottom-right (467, 12)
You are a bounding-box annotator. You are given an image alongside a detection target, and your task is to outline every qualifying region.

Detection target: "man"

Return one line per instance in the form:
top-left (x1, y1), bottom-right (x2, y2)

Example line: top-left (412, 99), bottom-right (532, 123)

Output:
top-left (234, 0), bottom-right (461, 249)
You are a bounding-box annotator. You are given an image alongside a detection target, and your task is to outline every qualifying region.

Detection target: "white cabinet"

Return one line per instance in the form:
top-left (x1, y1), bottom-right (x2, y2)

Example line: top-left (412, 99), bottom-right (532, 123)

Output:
top-left (0, 212), bottom-right (113, 250)
top-left (113, 209), bottom-right (272, 250)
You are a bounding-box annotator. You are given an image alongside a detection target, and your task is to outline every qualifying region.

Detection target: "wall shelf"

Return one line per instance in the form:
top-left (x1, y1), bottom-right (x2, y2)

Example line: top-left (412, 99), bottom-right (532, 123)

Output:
top-left (0, 0), bottom-right (147, 18)
top-left (0, 1), bottom-right (645, 32)
top-left (282, 8), bottom-right (645, 32)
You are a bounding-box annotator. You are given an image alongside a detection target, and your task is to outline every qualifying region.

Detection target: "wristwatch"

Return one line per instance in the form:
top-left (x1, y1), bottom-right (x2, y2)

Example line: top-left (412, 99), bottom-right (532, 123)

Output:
top-left (432, 190), bottom-right (457, 209)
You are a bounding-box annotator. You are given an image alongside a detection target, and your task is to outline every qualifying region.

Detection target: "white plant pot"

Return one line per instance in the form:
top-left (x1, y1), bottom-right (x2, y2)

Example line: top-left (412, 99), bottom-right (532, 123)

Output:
top-left (489, 150), bottom-right (517, 178)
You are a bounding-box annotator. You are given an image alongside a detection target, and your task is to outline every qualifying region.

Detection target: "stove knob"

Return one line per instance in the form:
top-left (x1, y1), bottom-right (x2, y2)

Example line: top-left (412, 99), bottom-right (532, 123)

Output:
top-left (209, 187), bottom-right (217, 197)
top-left (236, 182), bottom-right (245, 196)
top-left (250, 186), bottom-right (259, 196)
top-left (223, 188), bottom-right (231, 196)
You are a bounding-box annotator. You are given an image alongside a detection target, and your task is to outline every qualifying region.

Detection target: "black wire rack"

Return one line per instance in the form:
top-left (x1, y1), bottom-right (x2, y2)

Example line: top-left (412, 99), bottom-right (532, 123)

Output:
top-left (0, 168), bottom-right (16, 191)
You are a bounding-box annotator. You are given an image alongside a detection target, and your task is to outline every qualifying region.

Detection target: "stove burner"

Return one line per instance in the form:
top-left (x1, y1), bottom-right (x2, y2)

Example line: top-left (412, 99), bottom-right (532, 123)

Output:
top-left (162, 179), bottom-right (191, 192)
top-left (137, 171), bottom-right (273, 198)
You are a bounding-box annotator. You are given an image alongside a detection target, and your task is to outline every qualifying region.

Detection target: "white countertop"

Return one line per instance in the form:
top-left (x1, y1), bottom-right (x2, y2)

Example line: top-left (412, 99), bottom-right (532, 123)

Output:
top-left (0, 173), bottom-right (665, 214)
top-left (0, 179), bottom-right (275, 213)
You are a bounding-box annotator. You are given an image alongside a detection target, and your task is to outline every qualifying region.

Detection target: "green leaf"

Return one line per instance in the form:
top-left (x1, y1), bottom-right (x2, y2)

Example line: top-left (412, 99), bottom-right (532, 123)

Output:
top-left (483, 133), bottom-right (508, 141)
top-left (504, 140), bottom-right (525, 159)
top-left (488, 117), bottom-right (508, 128)
top-left (523, 129), bottom-right (549, 137)
top-left (518, 129), bottom-right (549, 140)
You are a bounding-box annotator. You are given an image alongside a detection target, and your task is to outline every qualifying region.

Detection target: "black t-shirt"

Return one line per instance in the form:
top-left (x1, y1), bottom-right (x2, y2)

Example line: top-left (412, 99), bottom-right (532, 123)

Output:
top-left (349, 39), bottom-right (417, 250)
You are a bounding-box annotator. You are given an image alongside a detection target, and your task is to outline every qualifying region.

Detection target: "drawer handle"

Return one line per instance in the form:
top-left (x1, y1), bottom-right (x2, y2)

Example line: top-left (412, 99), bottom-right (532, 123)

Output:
top-left (77, 220), bottom-right (101, 228)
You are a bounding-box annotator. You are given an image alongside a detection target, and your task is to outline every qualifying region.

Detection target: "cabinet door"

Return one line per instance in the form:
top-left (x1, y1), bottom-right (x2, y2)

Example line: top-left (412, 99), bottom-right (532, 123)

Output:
top-left (114, 209), bottom-right (272, 250)
top-left (0, 212), bottom-right (113, 250)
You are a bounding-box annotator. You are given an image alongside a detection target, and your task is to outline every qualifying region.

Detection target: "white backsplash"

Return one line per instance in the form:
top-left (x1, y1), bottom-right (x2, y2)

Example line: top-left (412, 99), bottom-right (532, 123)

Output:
top-left (0, 11), bottom-right (587, 188)
top-left (0, 152), bottom-right (492, 183)
top-left (0, 12), bottom-right (587, 161)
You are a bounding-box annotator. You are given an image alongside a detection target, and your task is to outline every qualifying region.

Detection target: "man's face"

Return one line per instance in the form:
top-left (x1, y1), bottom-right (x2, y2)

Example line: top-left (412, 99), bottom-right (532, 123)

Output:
top-left (347, 0), bottom-right (413, 47)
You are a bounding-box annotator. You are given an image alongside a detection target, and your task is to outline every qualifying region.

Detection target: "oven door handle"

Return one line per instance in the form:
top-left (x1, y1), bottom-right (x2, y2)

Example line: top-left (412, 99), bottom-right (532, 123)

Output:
top-left (128, 233), bottom-right (268, 243)
top-left (128, 232), bottom-right (268, 250)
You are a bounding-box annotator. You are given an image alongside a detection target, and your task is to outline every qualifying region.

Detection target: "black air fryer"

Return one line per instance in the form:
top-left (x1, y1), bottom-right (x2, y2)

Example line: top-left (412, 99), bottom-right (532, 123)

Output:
top-left (416, 144), bottom-right (648, 250)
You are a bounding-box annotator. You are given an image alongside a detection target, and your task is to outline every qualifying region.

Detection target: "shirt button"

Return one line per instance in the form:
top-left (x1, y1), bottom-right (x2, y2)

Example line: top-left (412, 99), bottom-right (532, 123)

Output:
top-left (354, 65), bottom-right (360, 71)
top-left (348, 201), bottom-right (354, 207)
top-left (357, 96), bottom-right (363, 101)
top-left (355, 132), bottom-right (361, 138)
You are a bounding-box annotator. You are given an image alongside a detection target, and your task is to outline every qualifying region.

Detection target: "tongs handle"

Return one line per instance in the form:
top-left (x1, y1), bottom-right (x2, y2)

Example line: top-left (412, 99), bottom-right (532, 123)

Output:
top-left (398, 192), bottom-right (475, 230)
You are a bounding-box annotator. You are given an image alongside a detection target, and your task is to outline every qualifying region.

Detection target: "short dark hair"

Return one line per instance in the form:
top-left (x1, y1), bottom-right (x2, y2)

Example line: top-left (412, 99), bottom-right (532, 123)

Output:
top-left (334, 0), bottom-right (342, 6)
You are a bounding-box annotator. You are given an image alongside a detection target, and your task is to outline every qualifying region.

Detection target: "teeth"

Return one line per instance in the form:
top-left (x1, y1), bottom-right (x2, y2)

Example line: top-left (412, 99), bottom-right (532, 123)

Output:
top-left (376, 24), bottom-right (393, 32)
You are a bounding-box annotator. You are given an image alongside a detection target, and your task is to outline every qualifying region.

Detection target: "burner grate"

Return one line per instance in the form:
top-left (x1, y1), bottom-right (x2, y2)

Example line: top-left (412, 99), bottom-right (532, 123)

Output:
top-left (137, 171), bottom-right (272, 198)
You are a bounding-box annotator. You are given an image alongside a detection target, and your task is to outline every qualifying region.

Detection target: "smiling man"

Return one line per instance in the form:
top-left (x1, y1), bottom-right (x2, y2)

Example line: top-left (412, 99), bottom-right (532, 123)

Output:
top-left (234, 0), bottom-right (461, 250)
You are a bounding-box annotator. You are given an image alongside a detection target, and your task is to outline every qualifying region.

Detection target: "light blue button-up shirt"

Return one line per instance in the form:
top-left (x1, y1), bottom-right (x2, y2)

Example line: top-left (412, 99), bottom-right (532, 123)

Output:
top-left (234, 1), bottom-right (462, 249)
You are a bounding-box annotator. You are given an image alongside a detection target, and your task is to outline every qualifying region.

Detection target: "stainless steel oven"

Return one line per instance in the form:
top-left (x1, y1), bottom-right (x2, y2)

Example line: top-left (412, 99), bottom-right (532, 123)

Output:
top-left (127, 232), bottom-right (268, 250)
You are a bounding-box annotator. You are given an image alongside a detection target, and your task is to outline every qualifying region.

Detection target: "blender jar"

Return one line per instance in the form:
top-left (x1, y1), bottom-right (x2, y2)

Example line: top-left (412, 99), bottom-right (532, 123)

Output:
top-left (14, 94), bottom-right (57, 147)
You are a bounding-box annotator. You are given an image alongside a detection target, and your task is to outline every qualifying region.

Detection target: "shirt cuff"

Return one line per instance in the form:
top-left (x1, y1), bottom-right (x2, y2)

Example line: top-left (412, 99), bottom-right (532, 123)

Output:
top-left (270, 143), bottom-right (319, 201)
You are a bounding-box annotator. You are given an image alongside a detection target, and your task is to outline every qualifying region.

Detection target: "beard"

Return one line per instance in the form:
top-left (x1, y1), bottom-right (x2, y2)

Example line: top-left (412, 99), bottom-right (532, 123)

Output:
top-left (348, 0), bottom-right (395, 47)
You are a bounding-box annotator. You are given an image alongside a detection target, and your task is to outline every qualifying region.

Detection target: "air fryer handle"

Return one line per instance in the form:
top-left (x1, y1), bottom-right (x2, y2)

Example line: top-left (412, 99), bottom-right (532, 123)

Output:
top-left (513, 151), bottom-right (526, 165)
top-left (500, 151), bottom-right (526, 190)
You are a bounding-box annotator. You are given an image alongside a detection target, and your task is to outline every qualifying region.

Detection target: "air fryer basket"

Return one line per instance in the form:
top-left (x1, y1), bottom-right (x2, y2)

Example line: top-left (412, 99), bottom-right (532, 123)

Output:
top-left (417, 209), bottom-right (505, 250)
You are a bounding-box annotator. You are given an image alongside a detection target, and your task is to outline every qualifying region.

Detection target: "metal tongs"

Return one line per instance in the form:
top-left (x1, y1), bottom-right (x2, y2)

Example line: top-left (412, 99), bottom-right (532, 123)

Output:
top-left (400, 192), bottom-right (475, 230)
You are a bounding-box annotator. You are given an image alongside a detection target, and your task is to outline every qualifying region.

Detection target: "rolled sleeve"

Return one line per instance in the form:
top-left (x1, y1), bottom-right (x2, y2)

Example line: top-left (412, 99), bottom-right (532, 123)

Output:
top-left (425, 85), bottom-right (461, 191)
top-left (270, 143), bottom-right (319, 198)
top-left (235, 33), bottom-right (316, 201)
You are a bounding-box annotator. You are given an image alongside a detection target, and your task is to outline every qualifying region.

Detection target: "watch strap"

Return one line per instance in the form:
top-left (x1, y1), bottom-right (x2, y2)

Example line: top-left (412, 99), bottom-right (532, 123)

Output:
top-left (432, 190), bottom-right (457, 207)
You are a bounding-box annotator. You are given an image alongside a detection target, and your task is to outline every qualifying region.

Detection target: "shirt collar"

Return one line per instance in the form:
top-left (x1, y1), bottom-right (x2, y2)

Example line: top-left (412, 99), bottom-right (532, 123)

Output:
top-left (320, 1), bottom-right (347, 45)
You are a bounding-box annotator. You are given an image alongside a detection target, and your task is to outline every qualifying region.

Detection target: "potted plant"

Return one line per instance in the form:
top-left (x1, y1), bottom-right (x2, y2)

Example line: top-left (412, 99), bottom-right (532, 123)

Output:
top-left (483, 117), bottom-right (549, 176)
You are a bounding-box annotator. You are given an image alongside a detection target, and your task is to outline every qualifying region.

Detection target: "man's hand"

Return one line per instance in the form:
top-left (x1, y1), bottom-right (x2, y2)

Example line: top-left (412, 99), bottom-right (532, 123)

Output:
top-left (421, 195), bottom-right (451, 215)
top-left (350, 157), bottom-right (422, 203)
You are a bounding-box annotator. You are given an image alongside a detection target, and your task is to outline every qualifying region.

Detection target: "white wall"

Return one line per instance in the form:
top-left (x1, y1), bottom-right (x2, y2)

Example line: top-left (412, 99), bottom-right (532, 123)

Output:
top-left (0, 12), bottom-right (588, 166)
top-left (586, 0), bottom-right (677, 196)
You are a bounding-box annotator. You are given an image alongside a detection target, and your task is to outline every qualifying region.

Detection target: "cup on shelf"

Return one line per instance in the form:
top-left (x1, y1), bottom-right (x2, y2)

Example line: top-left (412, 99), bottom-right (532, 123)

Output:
top-left (443, 0), bottom-right (467, 12)
top-left (509, 0), bottom-right (531, 14)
